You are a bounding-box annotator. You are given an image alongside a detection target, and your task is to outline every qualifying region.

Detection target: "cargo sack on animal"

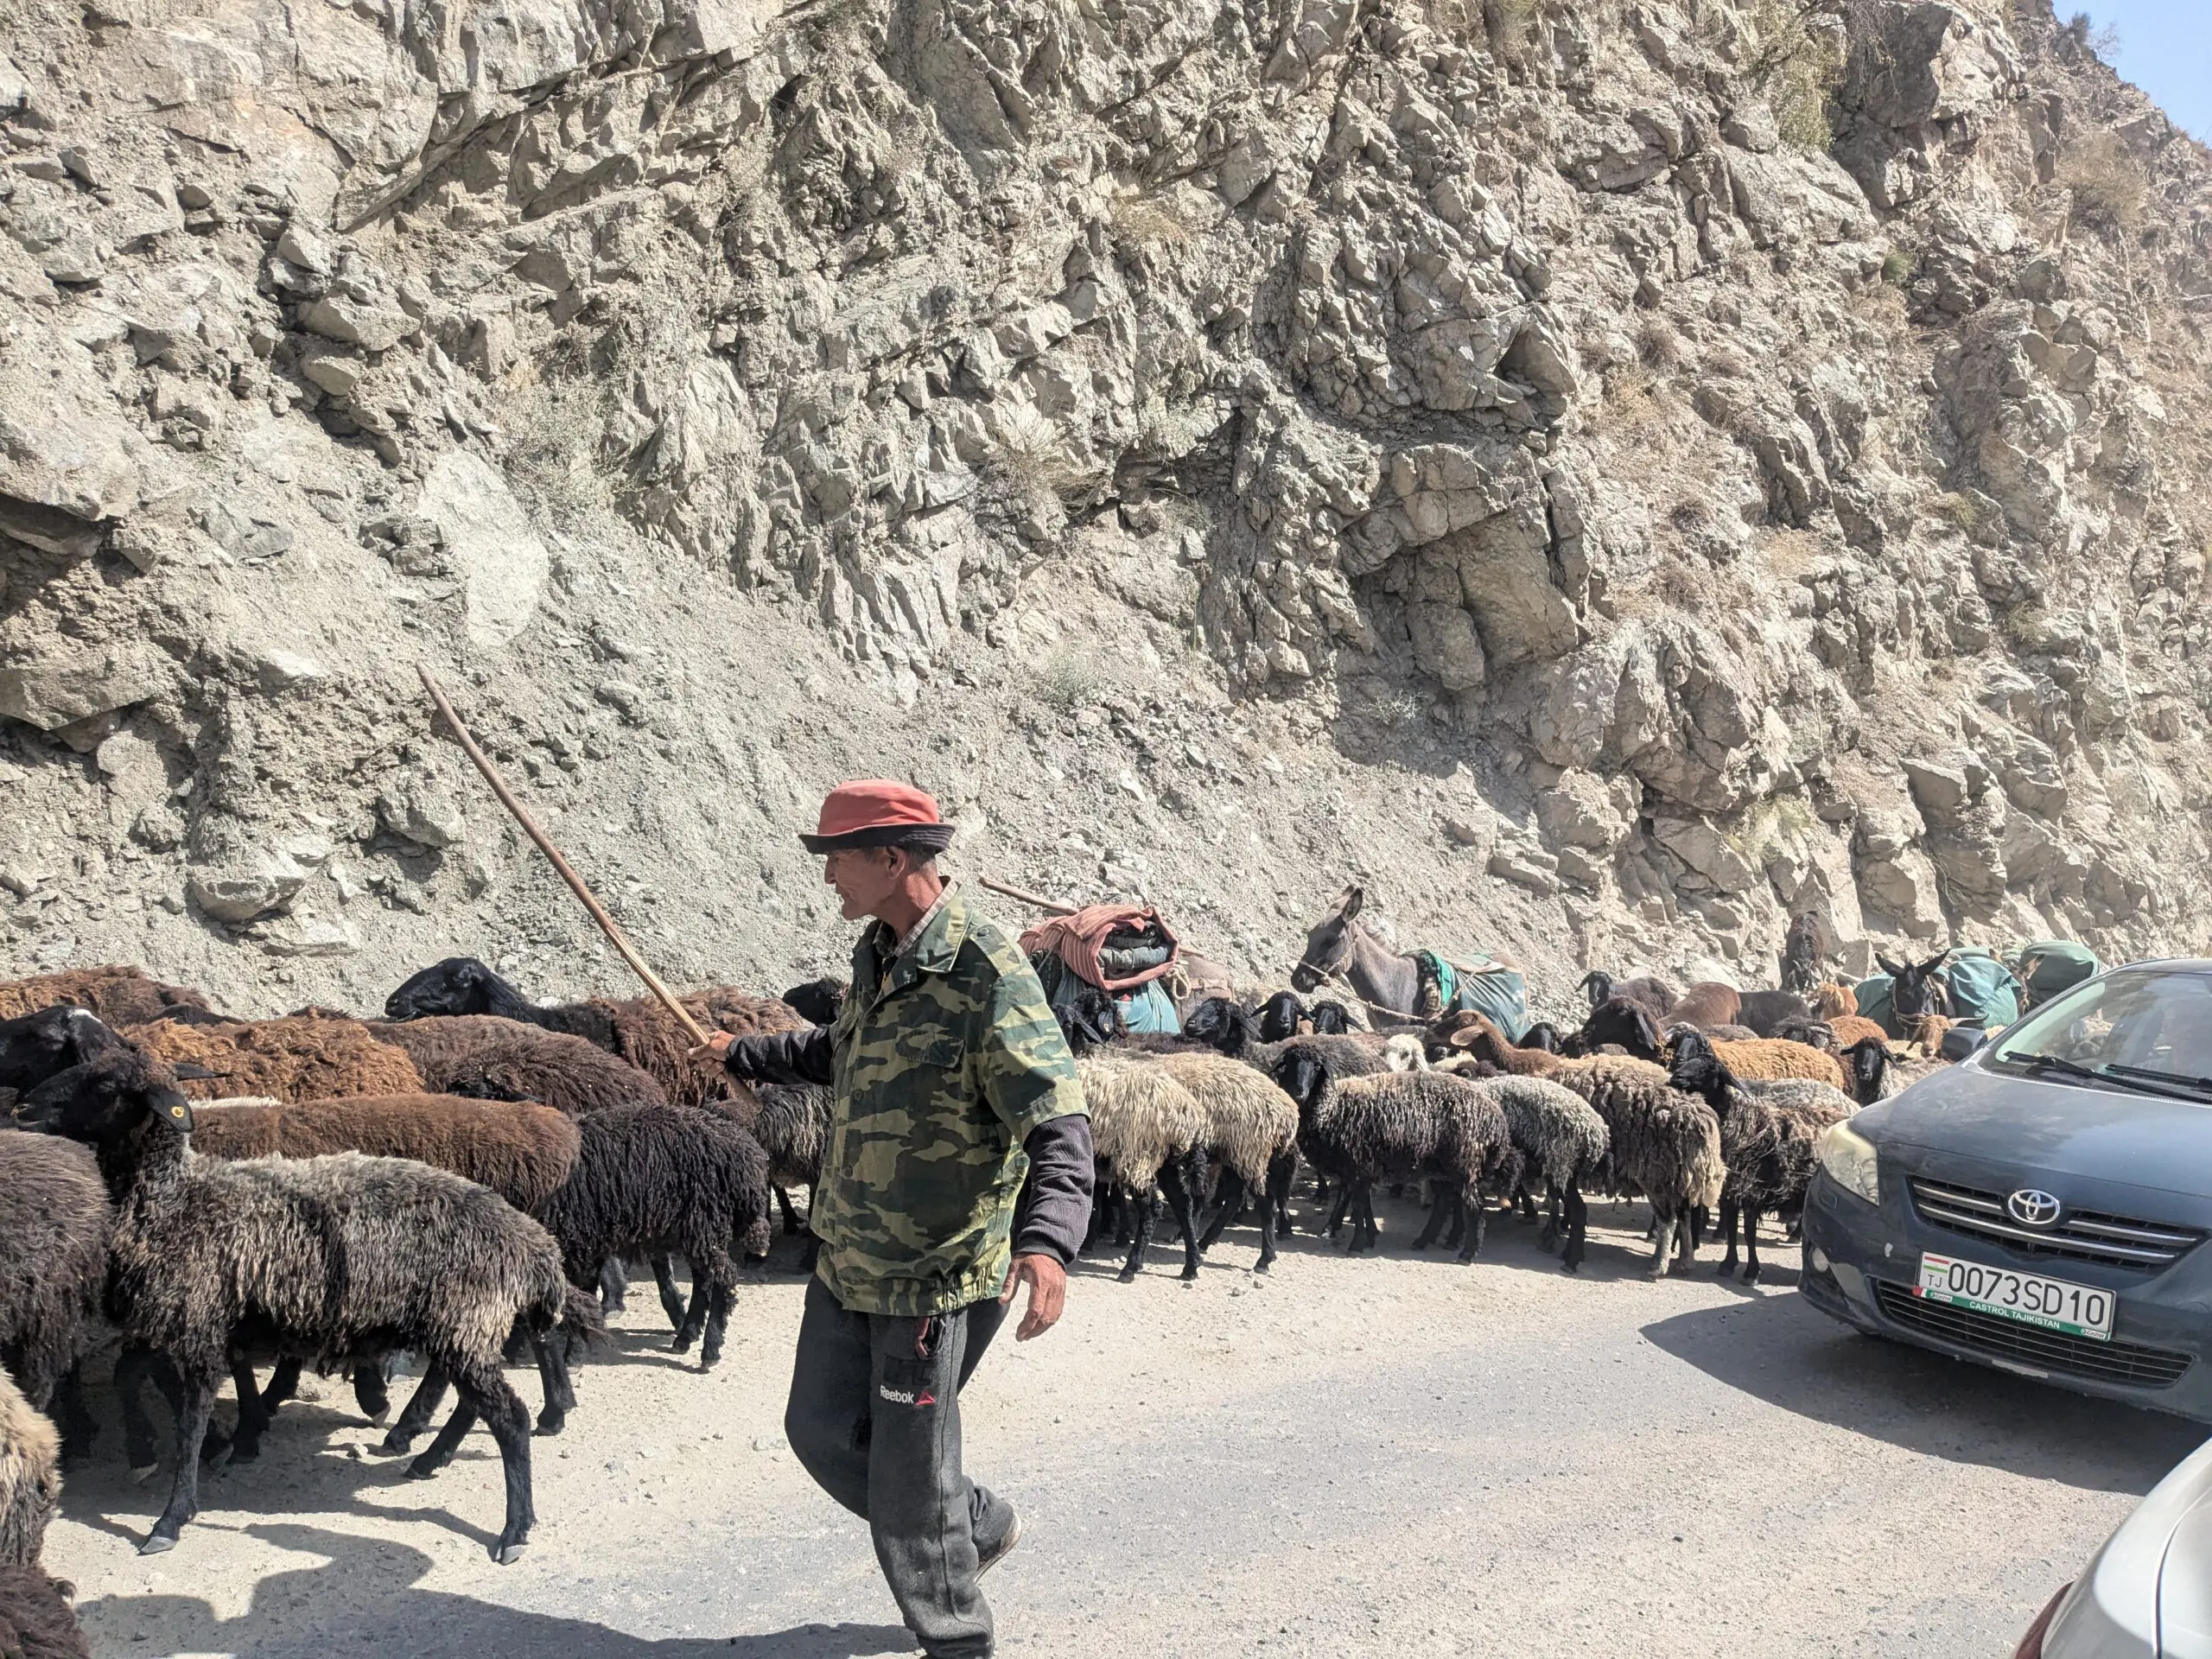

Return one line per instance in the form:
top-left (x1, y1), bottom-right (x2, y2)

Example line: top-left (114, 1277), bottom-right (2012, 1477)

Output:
top-left (1414, 949), bottom-right (1530, 1043)
top-left (2012, 940), bottom-right (2101, 1011)
top-left (1021, 904), bottom-right (1185, 1036)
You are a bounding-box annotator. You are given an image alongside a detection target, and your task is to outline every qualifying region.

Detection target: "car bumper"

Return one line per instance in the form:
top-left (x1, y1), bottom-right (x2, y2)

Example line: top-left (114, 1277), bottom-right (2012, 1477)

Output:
top-left (1800, 1171), bottom-right (2212, 1422)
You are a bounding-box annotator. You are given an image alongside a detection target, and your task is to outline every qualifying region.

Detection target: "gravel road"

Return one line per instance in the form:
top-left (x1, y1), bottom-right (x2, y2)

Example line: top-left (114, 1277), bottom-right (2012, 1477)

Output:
top-left (43, 1198), bottom-right (2206, 1658)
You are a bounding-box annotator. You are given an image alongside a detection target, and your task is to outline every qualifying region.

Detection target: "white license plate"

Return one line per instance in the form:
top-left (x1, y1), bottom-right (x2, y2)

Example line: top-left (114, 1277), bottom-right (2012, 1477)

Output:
top-left (1916, 1252), bottom-right (2113, 1341)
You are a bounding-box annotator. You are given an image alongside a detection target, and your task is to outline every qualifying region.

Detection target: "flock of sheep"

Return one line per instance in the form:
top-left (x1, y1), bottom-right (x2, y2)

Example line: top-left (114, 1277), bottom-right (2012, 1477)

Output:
top-left (0, 951), bottom-right (1959, 1658)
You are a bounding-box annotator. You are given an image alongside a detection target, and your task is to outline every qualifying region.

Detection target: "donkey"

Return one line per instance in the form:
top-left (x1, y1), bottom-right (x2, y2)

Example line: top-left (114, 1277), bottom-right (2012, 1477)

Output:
top-left (1291, 886), bottom-right (1520, 1020)
top-left (1779, 911), bottom-right (1830, 995)
top-left (1877, 950), bottom-right (1953, 1022)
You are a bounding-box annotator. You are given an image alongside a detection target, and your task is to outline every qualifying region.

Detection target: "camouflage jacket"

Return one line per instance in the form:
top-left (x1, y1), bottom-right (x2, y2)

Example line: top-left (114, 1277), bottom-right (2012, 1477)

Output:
top-left (810, 889), bottom-right (1087, 1316)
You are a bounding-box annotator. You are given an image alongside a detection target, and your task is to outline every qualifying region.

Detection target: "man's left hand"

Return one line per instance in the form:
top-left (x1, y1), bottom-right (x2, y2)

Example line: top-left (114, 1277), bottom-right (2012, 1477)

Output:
top-left (1001, 1253), bottom-right (1066, 1341)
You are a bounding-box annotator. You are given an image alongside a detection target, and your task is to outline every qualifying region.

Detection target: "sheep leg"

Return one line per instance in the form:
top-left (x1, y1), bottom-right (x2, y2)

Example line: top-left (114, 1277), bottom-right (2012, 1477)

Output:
top-left (143, 1362), bottom-right (221, 1554)
top-left (353, 1356), bottom-right (391, 1424)
top-left (383, 1364), bottom-right (452, 1456)
top-left (1742, 1207), bottom-right (1764, 1285)
top-left (1674, 1205), bottom-right (1699, 1273)
top-left (1456, 1188), bottom-right (1487, 1263)
top-left (1411, 1184), bottom-right (1452, 1251)
top-left (652, 1255), bottom-right (690, 1333)
top-left (1561, 1182), bottom-right (1588, 1274)
top-left (1118, 1183), bottom-right (1157, 1282)
top-left (453, 1364), bottom-right (534, 1565)
top-left (1648, 1209), bottom-right (1675, 1279)
top-left (529, 1331), bottom-right (572, 1436)
top-left (1268, 1149), bottom-right (1298, 1242)
top-left (54, 1363), bottom-right (98, 1464)
top-left (227, 1357), bottom-right (272, 1463)
top-left (258, 1357), bottom-right (303, 1417)
top-left (115, 1343), bottom-right (164, 1478)
top-left (673, 1268), bottom-right (709, 1354)
top-left (1717, 1202), bottom-right (1742, 1278)
top-left (1362, 1181), bottom-right (1384, 1252)
top-left (1160, 1156), bottom-right (1202, 1281)
top-left (772, 1183), bottom-right (804, 1236)
top-left (1197, 1167), bottom-right (1243, 1253)
top-left (596, 1256), bottom-right (628, 1314)
top-left (406, 1394), bottom-right (478, 1478)
top-left (697, 1279), bottom-right (734, 1370)
top-left (1322, 1182), bottom-right (1351, 1240)
top-left (1537, 1184), bottom-right (1561, 1253)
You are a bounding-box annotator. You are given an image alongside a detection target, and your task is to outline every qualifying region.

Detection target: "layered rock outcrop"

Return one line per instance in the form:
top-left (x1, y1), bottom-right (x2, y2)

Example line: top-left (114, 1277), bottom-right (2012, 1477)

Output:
top-left (1, 0), bottom-right (2207, 1008)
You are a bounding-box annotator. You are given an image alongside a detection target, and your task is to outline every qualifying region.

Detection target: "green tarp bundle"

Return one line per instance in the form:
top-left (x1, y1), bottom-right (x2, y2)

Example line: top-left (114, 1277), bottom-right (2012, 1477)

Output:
top-left (1417, 949), bottom-right (1530, 1043)
top-left (1857, 947), bottom-right (2033, 1037)
top-left (2013, 940), bottom-right (2101, 1009)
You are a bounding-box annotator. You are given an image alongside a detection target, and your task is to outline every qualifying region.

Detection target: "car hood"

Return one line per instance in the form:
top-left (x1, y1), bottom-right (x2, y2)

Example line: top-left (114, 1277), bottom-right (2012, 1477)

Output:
top-left (2049, 1430), bottom-right (2212, 1658)
top-left (1858, 1058), bottom-right (2212, 1201)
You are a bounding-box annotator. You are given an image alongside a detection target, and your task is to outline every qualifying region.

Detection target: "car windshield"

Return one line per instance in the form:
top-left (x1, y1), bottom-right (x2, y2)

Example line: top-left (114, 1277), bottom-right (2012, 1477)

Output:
top-left (1987, 968), bottom-right (2212, 1100)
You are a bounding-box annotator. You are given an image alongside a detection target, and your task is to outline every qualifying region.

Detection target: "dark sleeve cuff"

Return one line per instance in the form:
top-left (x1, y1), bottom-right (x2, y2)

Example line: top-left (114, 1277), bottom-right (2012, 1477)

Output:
top-left (727, 1026), bottom-right (836, 1088)
top-left (1011, 1112), bottom-right (1094, 1266)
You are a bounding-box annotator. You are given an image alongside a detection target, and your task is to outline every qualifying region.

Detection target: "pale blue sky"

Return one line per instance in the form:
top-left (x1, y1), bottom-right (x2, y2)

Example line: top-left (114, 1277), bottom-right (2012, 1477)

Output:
top-left (2079, 1), bottom-right (2210, 140)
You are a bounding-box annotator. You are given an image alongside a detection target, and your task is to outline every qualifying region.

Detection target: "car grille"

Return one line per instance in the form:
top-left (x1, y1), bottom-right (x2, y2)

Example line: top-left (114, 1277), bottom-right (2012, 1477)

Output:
top-left (1908, 1177), bottom-right (2204, 1271)
top-left (1872, 1282), bottom-right (2193, 1389)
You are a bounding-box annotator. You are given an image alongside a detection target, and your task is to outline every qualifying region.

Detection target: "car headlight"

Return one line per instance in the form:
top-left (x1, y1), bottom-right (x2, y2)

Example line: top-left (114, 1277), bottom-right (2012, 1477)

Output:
top-left (1817, 1121), bottom-right (1881, 1206)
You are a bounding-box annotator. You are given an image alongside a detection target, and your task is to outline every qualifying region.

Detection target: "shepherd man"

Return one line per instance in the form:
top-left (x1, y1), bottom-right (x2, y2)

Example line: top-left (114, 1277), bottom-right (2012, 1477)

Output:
top-left (699, 780), bottom-right (1093, 1659)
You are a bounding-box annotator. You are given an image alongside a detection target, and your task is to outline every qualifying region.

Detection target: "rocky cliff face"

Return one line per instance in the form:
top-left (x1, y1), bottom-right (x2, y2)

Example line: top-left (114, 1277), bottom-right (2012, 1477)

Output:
top-left (2, 0), bottom-right (2208, 1013)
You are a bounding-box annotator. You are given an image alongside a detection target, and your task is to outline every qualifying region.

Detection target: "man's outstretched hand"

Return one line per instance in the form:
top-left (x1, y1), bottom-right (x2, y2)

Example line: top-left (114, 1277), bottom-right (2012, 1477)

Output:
top-left (690, 1031), bottom-right (737, 1062)
top-left (1001, 1253), bottom-right (1066, 1341)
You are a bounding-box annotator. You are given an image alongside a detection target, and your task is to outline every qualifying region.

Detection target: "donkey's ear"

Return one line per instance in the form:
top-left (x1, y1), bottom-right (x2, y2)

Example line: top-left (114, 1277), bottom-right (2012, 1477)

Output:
top-left (1921, 950), bottom-right (1953, 974)
top-left (1875, 953), bottom-right (1905, 979)
top-left (1339, 886), bottom-right (1364, 919)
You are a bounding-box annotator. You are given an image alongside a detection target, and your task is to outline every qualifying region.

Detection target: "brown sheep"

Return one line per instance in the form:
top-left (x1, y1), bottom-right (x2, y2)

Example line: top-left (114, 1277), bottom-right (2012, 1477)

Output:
top-left (1663, 981), bottom-right (1743, 1029)
top-left (1825, 1014), bottom-right (1888, 1051)
top-left (1808, 982), bottom-right (1859, 1020)
top-left (1694, 1034), bottom-right (1849, 1092)
top-left (127, 1016), bottom-right (424, 1102)
top-left (0, 966), bottom-right (213, 1025)
top-left (365, 1016), bottom-right (666, 1116)
top-left (0, 1564), bottom-right (91, 1659)
top-left (190, 1095), bottom-right (583, 1212)
top-left (383, 958), bottom-right (804, 1109)
top-left (1, 1368), bottom-right (61, 1568)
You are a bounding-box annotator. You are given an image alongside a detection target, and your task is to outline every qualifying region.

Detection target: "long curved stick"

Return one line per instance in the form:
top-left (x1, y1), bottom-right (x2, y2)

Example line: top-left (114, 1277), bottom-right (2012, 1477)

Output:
top-left (417, 666), bottom-right (709, 1046)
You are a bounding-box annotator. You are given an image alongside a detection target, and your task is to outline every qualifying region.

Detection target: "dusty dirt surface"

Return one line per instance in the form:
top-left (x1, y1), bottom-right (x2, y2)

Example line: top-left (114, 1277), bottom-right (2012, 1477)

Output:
top-left (42, 1199), bottom-right (2204, 1659)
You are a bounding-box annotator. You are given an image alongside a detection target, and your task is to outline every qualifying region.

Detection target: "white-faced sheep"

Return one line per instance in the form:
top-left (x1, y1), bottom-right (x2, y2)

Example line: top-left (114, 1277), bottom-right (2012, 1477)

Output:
top-left (1669, 1032), bottom-right (1851, 1282)
top-left (0, 966), bottom-right (213, 1026)
top-left (126, 1015), bottom-right (425, 1102)
top-left (0, 1132), bottom-right (112, 1460)
top-left (1073, 1057), bottom-right (1206, 1281)
top-left (383, 957), bottom-right (804, 1106)
top-left (17, 1049), bottom-right (582, 1563)
top-left (1147, 1052), bottom-right (1300, 1274)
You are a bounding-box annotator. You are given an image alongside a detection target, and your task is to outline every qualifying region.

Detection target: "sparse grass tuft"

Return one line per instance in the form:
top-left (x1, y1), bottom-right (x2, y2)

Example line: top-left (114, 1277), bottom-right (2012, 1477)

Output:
top-left (1880, 246), bottom-right (1916, 286)
top-left (1930, 491), bottom-right (1990, 537)
top-left (2061, 131), bottom-right (2147, 234)
top-left (505, 368), bottom-right (620, 528)
top-left (1112, 192), bottom-right (1195, 249)
top-left (1739, 0), bottom-right (1846, 151)
top-left (1033, 645), bottom-right (1106, 709)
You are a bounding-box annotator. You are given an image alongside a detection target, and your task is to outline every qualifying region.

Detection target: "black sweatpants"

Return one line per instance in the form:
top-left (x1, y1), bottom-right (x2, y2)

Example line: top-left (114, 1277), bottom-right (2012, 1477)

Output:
top-left (785, 1276), bottom-right (1013, 1658)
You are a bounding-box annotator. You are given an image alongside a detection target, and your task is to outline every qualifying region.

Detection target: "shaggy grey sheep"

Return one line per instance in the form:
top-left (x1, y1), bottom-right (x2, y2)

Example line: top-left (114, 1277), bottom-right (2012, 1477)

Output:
top-left (1452, 1073), bottom-right (1609, 1272)
top-left (0, 1370), bottom-right (60, 1569)
top-left (1148, 1052), bottom-right (1300, 1274)
top-left (704, 1083), bottom-right (830, 1238)
top-left (18, 1049), bottom-right (578, 1564)
top-left (1074, 1058), bottom-right (1205, 1281)
top-left (1669, 1033), bottom-right (1850, 1282)
top-left (0, 1134), bottom-right (111, 1459)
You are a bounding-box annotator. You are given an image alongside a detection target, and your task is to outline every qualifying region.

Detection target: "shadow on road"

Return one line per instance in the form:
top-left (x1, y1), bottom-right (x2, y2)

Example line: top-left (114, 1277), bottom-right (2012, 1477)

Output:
top-left (75, 1523), bottom-right (915, 1658)
top-left (1642, 1291), bottom-right (2207, 1494)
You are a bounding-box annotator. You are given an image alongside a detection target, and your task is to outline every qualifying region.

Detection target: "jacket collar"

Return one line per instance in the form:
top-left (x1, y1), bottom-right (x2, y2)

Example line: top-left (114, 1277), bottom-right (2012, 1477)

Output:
top-left (855, 886), bottom-right (969, 1003)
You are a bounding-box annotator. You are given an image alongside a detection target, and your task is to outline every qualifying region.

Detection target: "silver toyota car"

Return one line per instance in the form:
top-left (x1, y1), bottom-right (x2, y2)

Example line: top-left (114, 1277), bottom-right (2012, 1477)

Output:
top-left (1802, 958), bottom-right (2212, 1421)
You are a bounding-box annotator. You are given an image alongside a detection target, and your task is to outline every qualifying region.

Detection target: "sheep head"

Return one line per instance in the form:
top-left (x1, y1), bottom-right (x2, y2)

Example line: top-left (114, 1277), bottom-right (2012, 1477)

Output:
top-left (0, 1005), bottom-right (127, 1092)
top-left (1255, 990), bottom-right (1306, 1043)
top-left (16, 1048), bottom-right (195, 1158)
top-left (385, 956), bottom-right (505, 1020)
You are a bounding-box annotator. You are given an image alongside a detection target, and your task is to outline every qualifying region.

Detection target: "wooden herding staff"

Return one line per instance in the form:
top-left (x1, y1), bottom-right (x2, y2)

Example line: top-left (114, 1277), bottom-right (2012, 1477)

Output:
top-left (417, 666), bottom-right (710, 1046)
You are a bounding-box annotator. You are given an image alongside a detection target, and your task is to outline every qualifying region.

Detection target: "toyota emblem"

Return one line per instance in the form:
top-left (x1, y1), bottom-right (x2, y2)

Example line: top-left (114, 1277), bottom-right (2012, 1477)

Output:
top-left (2007, 1189), bottom-right (2064, 1228)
